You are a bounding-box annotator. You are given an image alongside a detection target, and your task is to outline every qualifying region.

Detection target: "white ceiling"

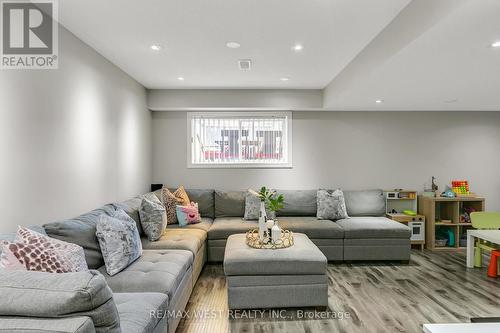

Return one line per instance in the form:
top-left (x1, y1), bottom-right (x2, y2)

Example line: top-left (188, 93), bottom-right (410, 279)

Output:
top-left (59, 0), bottom-right (500, 110)
top-left (58, 0), bottom-right (410, 89)
top-left (323, 0), bottom-right (500, 110)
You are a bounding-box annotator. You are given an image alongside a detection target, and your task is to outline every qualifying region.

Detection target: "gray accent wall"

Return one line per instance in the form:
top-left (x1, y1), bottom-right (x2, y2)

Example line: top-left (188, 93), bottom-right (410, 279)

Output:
top-left (152, 111), bottom-right (500, 210)
top-left (0, 26), bottom-right (152, 232)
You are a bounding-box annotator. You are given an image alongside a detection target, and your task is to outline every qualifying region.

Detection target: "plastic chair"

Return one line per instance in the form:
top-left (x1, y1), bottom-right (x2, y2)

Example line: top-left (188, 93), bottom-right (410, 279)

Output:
top-left (471, 212), bottom-right (500, 268)
top-left (488, 250), bottom-right (500, 278)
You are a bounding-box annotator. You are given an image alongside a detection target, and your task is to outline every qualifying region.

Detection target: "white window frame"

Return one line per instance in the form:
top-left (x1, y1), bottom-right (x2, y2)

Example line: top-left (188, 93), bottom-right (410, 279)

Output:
top-left (187, 111), bottom-right (292, 169)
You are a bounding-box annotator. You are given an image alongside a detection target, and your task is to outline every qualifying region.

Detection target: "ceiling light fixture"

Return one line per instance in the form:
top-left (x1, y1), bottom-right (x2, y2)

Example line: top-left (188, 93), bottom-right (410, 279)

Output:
top-left (491, 41), bottom-right (500, 48)
top-left (177, 77), bottom-right (185, 81)
top-left (375, 99), bottom-right (383, 104)
top-left (280, 77), bottom-right (290, 81)
top-left (292, 44), bottom-right (303, 51)
top-left (150, 44), bottom-right (161, 51)
top-left (226, 41), bottom-right (241, 49)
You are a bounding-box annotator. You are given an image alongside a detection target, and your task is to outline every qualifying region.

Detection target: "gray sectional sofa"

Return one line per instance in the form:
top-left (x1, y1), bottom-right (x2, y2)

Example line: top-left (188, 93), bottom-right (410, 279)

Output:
top-left (0, 188), bottom-right (410, 333)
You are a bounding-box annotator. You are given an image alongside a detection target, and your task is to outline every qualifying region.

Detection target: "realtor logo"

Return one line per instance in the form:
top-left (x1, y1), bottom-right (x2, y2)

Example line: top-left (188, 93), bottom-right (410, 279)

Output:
top-left (1, 0), bottom-right (58, 69)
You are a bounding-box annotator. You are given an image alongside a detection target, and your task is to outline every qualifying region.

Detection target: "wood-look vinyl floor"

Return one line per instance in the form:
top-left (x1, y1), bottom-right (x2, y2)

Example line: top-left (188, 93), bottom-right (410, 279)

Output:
top-left (176, 250), bottom-right (500, 333)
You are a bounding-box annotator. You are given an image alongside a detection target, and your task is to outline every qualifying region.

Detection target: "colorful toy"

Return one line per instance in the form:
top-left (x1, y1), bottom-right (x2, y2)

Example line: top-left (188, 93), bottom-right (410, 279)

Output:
top-left (442, 185), bottom-right (456, 198)
top-left (452, 180), bottom-right (469, 195)
top-left (403, 210), bottom-right (416, 216)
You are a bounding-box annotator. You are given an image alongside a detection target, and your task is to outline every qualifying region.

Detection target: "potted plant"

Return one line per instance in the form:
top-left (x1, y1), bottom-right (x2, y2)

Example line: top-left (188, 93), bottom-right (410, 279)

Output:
top-left (250, 187), bottom-right (284, 242)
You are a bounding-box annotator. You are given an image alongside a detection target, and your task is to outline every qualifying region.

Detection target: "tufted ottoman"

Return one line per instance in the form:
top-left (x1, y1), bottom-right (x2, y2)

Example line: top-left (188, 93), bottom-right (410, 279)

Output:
top-left (223, 233), bottom-right (328, 309)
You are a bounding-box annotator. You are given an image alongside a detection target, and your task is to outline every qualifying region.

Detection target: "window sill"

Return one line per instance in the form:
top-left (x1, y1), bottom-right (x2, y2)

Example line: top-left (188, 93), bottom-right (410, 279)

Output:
top-left (187, 163), bottom-right (293, 169)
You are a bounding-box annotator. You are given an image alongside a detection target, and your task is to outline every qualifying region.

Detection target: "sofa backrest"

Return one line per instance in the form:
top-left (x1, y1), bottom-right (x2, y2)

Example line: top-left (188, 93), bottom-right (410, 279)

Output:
top-left (343, 189), bottom-right (386, 217)
top-left (215, 190), bottom-right (246, 217)
top-left (44, 204), bottom-right (117, 269)
top-left (276, 189), bottom-right (317, 217)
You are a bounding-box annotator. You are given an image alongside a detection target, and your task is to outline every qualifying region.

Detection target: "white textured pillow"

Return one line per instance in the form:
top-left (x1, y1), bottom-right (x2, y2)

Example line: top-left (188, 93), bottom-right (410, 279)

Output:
top-left (244, 190), bottom-right (275, 220)
top-left (317, 189), bottom-right (349, 220)
top-left (96, 209), bottom-right (142, 276)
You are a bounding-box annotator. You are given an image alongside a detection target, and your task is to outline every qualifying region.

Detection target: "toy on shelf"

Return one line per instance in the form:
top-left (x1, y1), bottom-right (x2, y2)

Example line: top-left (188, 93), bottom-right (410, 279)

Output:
top-left (452, 180), bottom-right (470, 195)
top-left (441, 185), bottom-right (456, 198)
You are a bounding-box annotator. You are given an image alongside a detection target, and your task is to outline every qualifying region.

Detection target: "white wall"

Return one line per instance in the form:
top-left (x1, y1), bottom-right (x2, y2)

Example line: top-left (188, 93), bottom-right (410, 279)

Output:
top-left (153, 111), bottom-right (500, 210)
top-left (0, 27), bottom-right (152, 232)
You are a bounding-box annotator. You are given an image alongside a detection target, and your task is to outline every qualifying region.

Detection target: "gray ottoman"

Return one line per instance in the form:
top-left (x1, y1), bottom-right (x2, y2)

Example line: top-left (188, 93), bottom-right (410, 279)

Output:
top-left (224, 233), bottom-right (328, 309)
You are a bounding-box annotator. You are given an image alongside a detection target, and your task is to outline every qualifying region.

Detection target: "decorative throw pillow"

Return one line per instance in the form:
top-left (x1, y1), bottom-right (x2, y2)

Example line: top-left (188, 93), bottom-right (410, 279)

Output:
top-left (176, 202), bottom-right (202, 227)
top-left (161, 185), bottom-right (190, 224)
top-left (96, 209), bottom-right (142, 276)
top-left (139, 195), bottom-right (167, 241)
top-left (244, 189), bottom-right (275, 220)
top-left (317, 189), bottom-right (349, 220)
top-left (0, 241), bottom-right (71, 273)
top-left (15, 226), bottom-right (88, 272)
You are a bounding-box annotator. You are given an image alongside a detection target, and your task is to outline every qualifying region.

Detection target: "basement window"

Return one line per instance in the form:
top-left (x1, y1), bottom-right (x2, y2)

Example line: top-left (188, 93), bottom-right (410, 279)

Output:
top-left (188, 112), bottom-right (292, 168)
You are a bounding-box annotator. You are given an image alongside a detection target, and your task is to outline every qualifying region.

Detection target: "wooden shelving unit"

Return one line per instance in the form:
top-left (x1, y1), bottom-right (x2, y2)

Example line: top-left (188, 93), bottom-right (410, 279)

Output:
top-left (418, 196), bottom-right (485, 250)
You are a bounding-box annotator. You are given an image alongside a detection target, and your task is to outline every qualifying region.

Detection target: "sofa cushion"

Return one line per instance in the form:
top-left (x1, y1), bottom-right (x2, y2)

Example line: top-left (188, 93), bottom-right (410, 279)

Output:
top-left (0, 316), bottom-right (96, 333)
top-left (99, 249), bottom-right (193, 301)
top-left (208, 218), bottom-right (257, 240)
top-left (141, 228), bottom-right (206, 255)
top-left (113, 196), bottom-right (143, 235)
top-left (0, 269), bottom-right (120, 333)
top-left (277, 217), bottom-right (344, 239)
top-left (114, 293), bottom-right (168, 333)
top-left (343, 189), bottom-right (386, 217)
top-left (336, 217), bottom-right (411, 239)
top-left (44, 204), bottom-right (117, 269)
top-left (215, 190), bottom-right (245, 217)
top-left (276, 190), bottom-right (317, 217)
top-left (167, 217), bottom-right (212, 232)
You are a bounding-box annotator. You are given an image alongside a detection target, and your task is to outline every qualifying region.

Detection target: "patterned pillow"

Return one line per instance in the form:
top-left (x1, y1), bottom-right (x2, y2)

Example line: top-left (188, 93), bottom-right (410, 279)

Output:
top-left (176, 202), bottom-right (202, 227)
top-left (161, 186), bottom-right (190, 224)
top-left (15, 226), bottom-right (88, 272)
top-left (317, 189), bottom-right (349, 220)
top-left (139, 195), bottom-right (167, 241)
top-left (244, 189), bottom-right (275, 220)
top-left (96, 209), bottom-right (143, 276)
top-left (0, 241), bottom-right (71, 273)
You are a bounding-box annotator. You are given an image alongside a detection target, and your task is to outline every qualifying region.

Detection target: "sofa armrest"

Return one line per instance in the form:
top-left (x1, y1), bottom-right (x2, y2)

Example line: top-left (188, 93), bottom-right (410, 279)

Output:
top-left (0, 316), bottom-right (96, 333)
top-left (0, 270), bottom-right (120, 332)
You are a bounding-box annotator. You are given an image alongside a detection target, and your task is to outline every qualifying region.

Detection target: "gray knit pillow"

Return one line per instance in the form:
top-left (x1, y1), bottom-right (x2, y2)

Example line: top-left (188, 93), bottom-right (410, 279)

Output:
top-left (317, 189), bottom-right (349, 220)
top-left (139, 195), bottom-right (167, 241)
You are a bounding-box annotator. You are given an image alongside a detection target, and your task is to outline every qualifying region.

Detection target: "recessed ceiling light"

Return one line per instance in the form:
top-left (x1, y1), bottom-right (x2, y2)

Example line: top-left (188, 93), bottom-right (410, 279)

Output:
top-left (150, 44), bottom-right (161, 51)
top-left (177, 77), bottom-right (185, 81)
top-left (292, 44), bottom-right (303, 51)
top-left (226, 41), bottom-right (241, 49)
top-left (491, 41), bottom-right (500, 48)
top-left (280, 77), bottom-right (290, 81)
top-left (375, 99), bottom-right (383, 104)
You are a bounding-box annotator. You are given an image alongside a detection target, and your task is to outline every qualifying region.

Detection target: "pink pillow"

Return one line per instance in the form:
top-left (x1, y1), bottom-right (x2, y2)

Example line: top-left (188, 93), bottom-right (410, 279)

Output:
top-left (0, 241), bottom-right (71, 273)
top-left (176, 202), bottom-right (202, 226)
top-left (0, 226), bottom-right (88, 273)
top-left (15, 226), bottom-right (88, 272)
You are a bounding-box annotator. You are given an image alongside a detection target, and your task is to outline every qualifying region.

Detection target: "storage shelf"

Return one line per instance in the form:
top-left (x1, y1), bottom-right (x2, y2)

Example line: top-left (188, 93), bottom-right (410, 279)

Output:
top-left (418, 196), bottom-right (485, 251)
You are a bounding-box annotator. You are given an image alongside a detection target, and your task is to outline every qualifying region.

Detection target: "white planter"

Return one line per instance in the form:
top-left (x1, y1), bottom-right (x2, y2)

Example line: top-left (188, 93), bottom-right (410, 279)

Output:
top-left (258, 201), bottom-right (267, 241)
